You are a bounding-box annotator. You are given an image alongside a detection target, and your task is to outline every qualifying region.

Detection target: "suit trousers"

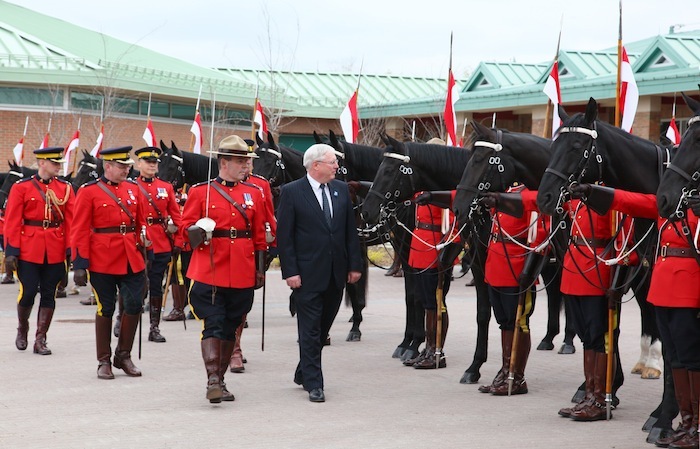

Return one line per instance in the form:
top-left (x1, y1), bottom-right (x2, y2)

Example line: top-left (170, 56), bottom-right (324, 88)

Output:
top-left (293, 278), bottom-right (343, 391)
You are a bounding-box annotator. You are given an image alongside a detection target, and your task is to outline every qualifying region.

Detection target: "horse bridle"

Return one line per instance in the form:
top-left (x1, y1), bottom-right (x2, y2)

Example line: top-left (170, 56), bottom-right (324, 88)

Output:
top-left (158, 150), bottom-right (185, 189)
top-left (367, 151), bottom-right (416, 216)
top-left (0, 169), bottom-right (23, 205)
top-left (667, 115), bottom-right (700, 220)
top-left (257, 147), bottom-right (286, 188)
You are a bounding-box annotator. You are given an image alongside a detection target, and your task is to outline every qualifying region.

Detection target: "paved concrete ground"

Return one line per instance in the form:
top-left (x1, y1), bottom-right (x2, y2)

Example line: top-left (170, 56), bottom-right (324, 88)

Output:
top-left (0, 267), bottom-right (665, 448)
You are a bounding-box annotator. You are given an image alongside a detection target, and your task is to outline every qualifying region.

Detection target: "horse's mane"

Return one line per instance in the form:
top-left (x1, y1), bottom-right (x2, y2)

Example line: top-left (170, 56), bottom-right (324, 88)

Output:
top-left (182, 151), bottom-right (217, 183)
top-left (403, 143), bottom-right (471, 174)
top-left (340, 141), bottom-right (384, 180)
top-left (565, 112), bottom-right (660, 150)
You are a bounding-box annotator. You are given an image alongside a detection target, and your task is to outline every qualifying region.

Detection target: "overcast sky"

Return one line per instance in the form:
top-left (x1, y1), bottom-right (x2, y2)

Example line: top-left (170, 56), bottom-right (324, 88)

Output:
top-left (8, 0), bottom-right (700, 79)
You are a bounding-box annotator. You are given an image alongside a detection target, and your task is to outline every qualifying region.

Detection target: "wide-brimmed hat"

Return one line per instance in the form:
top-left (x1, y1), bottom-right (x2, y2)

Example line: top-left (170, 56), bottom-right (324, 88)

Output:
top-left (208, 135), bottom-right (258, 158)
top-left (34, 147), bottom-right (66, 163)
top-left (99, 146), bottom-right (135, 165)
top-left (134, 146), bottom-right (162, 161)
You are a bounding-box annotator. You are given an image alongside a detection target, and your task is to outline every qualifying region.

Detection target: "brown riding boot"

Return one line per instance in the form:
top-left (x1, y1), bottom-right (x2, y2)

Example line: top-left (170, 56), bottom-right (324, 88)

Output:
top-left (668, 370), bottom-right (700, 449)
top-left (492, 331), bottom-right (530, 396)
top-left (113, 313), bottom-right (142, 377)
top-left (571, 351), bottom-right (608, 421)
top-left (656, 368), bottom-right (693, 448)
top-left (219, 339), bottom-right (236, 401)
top-left (80, 294), bottom-right (96, 306)
top-left (415, 310), bottom-right (445, 369)
top-left (148, 298), bottom-right (166, 343)
top-left (33, 307), bottom-right (55, 355)
top-left (202, 338), bottom-right (222, 403)
top-left (113, 294), bottom-right (124, 337)
top-left (95, 315), bottom-right (114, 379)
top-left (479, 329), bottom-right (513, 393)
top-left (15, 305), bottom-right (32, 351)
top-left (230, 316), bottom-right (245, 373)
top-left (164, 284), bottom-right (186, 321)
top-left (559, 349), bottom-right (595, 417)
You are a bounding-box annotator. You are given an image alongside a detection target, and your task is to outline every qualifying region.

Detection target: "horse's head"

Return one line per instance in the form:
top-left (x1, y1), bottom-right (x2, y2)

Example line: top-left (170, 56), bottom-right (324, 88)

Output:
top-left (253, 131), bottom-right (286, 187)
top-left (72, 150), bottom-right (101, 192)
top-left (453, 121), bottom-right (519, 225)
top-left (360, 135), bottom-right (413, 225)
top-left (538, 97), bottom-right (601, 215)
top-left (0, 160), bottom-right (25, 208)
top-left (328, 130), bottom-right (349, 181)
top-left (157, 140), bottom-right (185, 189)
top-left (657, 91), bottom-right (700, 219)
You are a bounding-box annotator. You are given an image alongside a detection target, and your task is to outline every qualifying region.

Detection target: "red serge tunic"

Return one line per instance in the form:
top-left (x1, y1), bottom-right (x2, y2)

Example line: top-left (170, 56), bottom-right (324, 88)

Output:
top-left (559, 199), bottom-right (614, 296)
top-left (136, 176), bottom-right (183, 253)
top-left (72, 179), bottom-right (148, 274)
top-left (485, 186), bottom-right (544, 288)
top-left (4, 176), bottom-right (75, 264)
top-left (245, 173), bottom-right (277, 246)
top-left (610, 190), bottom-right (700, 308)
top-left (182, 179), bottom-right (266, 289)
top-left (408, 202), bottom-right (444, 270)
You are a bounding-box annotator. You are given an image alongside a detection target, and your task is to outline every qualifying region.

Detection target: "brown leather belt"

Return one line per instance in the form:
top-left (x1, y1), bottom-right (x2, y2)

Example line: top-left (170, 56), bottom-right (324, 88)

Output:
top-left (23, 219), bottom-right (62, 229)
top-left (571, 235), bottom-right (612, 248)
top-left (212, 228), bottom-right (252, 239)
top-left (660, 246), bottom-right (697, 258)
top-left (146, 217), bottom-right (166, 225)
top-left (94, 225), bottom-right (136, 235)
top-left (491, 233), bottom-right (527, 245)
top-left (416, 222), bottom-right (441, 232)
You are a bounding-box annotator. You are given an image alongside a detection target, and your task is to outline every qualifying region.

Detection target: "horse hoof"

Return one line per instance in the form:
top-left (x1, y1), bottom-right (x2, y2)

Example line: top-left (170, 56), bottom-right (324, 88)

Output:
top-left (348, 317), bottom-right (353, 323)
top-left (401, 349), bottom-right (418, 362)
top-left (641, 416), bottom-right (658, 432)
top-left (571, 388), bottom-right (586, 404)
top-left (630, 362), bottom-right (644, 374)
top-left (537, 339), bottom-right (554, 351)
top-left (558, 344), bottom-right (576, 355)
top-left (346, 330), bottom-right (361, 342)
top-left (641, 367), bottom-right (661, 379)
top-left (459, 371), bottom-right (480, 384)
top-left (646, 427), bottom-right (674, 444)
top-left (392, 347), bottom-right (407, 359)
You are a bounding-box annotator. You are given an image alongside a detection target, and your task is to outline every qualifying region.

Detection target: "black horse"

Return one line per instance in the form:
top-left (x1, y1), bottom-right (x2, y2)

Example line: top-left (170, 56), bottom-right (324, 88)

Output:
top-left (537, 97), bottom-right (678, 435)
top-left (360, 136), bottom-right (493, 384)
top-left (452, 121), bottom-right (575, 352)
top-left (0, 162), bottom-right (39, 208)
top-left (657, 92), bottom-right (700, 218)
top-left (157, 140), bottom-right (217, 190)
top-left (72, 150), bottom-right (139, 192)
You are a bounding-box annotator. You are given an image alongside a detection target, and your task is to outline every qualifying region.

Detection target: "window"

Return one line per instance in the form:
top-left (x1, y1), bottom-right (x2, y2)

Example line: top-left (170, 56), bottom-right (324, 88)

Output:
top-left (0, 87), bottom-right (63, 106)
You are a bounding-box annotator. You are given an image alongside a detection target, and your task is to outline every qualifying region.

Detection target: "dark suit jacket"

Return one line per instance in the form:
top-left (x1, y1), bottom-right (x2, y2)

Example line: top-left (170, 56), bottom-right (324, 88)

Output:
top-left (277, 176), bottom-right (362, 292)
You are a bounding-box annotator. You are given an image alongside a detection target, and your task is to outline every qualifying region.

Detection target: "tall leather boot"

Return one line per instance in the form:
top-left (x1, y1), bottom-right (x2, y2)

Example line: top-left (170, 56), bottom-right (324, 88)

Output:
top-left (230, 316), bottom-right (245, 373)
top-left (656, 368), bottom-right (693, 448)
top-left (479, 329), bottom-right (513, 393)
top-left (560, 349), bottom-right (595, 417)
top-left (219, 339), bottom-right (236, 401)
top-left (492, 331), bottom-right (530, 395)
top-left (668, 370), bottom-right (700, 449)
top-left (33, 307), bottom-right (54, 355)
top-left (415, 309), bottom-right (445, 369)
top-left (113, 313), bottom-right (142, 377)
top-left (571, 351), bottom-right (608, 421)
top-left (15, 305), bottom-right (32, 351)
top-left (202, 337), bottom-right (222, 403)
top-left (164, 284), bottom-right (186, 321)
top-left (95, 315), bottom-right (114, 379)
top-left (113, 294), bottom-right (124, 337)
top-left (148, 298), bottom-right (166, 343)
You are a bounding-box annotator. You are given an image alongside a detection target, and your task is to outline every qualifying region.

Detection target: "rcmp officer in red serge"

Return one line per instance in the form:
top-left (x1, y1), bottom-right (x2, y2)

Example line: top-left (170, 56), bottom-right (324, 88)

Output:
top-left (182, 135), bottom-right (266, 403)
top-left (5, 147), bottom-right (75, 355)
top-left (71, 146), bottom-right (150, 380)
top-left (134, 146), bottom-right (183, 343)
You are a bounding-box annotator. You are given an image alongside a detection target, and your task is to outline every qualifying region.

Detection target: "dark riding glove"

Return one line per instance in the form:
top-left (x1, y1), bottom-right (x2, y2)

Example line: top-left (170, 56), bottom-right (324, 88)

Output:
top-left (568, 183), bottom-right (592, 199)
top-left (171, 246), bottom-right (182, 259)
top-left (413, 192), bottom-right (432, 205)
top-left (478, 192), bottom-right (500, 209)
top-left (687, 195), bottom-right (700, 216)
top-left (74, 268), bottom-right (88, 287)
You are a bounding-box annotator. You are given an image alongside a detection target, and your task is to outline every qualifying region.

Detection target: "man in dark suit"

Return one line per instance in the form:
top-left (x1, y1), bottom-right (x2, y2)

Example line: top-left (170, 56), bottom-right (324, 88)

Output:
top-left (277, 143), bottom-right (363, 403)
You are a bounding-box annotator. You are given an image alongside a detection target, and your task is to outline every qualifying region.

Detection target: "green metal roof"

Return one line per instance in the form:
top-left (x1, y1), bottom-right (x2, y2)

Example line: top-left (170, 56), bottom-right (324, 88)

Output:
top-left (463, 62), bottom-right (547, 91)
top-left (217, 68), bottom-right (447, 119)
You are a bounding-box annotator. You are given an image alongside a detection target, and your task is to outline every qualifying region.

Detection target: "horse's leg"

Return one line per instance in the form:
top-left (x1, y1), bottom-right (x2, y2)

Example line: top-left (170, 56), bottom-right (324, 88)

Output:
top-left (635, 276), bottom-right (662, 379)
top-left (392, 269), bottom-right (414, 358)
top-left (401, 275), bottom-right (425, 362)
top-left (460, 241), bottom-right (490, 384)
top-left (561, 295), bottom-right (577, 354)
top-left (346, 253), bottom-right (368, 342)
top-left (644, 345), bottom-right (679, 444)
top-left (537, 262), bottom-right (561, 350)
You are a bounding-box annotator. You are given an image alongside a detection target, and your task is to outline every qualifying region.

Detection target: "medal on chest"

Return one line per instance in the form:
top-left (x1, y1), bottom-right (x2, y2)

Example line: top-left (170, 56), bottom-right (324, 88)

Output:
top-left (243, 192), bottom-right (253, 208)
top-left (156, 187), bottom-right (168, 199)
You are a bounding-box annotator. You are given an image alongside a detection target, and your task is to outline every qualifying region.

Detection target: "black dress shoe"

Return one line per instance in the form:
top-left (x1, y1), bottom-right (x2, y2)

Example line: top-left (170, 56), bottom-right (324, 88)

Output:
top-left (309, 388), bottom-right (325, 402)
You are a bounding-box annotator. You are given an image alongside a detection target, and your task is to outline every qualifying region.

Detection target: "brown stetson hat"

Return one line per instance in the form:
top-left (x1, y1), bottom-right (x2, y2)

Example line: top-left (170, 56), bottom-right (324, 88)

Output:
top-left (208, 135), bottom-right (258, 158)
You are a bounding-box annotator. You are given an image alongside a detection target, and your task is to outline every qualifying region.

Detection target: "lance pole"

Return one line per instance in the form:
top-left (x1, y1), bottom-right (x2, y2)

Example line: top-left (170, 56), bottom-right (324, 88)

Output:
top-left (70, 114), bottom-right (83, 175)
top-left (614, 1), bottom-right (623, 128)
top-left (544, 18), bottom-right (563, 138)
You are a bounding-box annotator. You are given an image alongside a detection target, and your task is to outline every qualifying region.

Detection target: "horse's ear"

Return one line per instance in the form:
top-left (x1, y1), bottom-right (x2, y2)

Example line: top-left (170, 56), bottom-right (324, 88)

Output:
top-left (171, 140), bottom-right (178, 152)
top-left (267, 131), bottom-right (276, 148)
top-left (584, 97), bottom-right (598, 124)
top-left (379, 133), bottom-right (390, 146)
top-left (471, 120), bottom-right (493, 139)
top-left (329, 130), bottom-right (339, 147)
top-left (681, 92), bottom-right (700, 116)
top-left (256, 133), bottom-right (264, 146)
top-left (385, 135), bottom-right (405, 154)
top-left (313, 131), bottom-right (322, 144)
top-left (160, 139), bottom-right (167, 150)
top-left (558, 104), bottom-right (570, 123)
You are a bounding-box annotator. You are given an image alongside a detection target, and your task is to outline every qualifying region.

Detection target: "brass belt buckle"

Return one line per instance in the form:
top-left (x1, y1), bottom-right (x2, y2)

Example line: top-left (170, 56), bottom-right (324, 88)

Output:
top-left (119, 224), bottom-right (127, 235)
top-left (147, 217), bottom-right (154, 226)
top-left (660, 245), bottom-right (667, 258)
top-left (229, 227), bottom-right (237, 239)
top-left (42, 219), bottom-right (50, 229)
